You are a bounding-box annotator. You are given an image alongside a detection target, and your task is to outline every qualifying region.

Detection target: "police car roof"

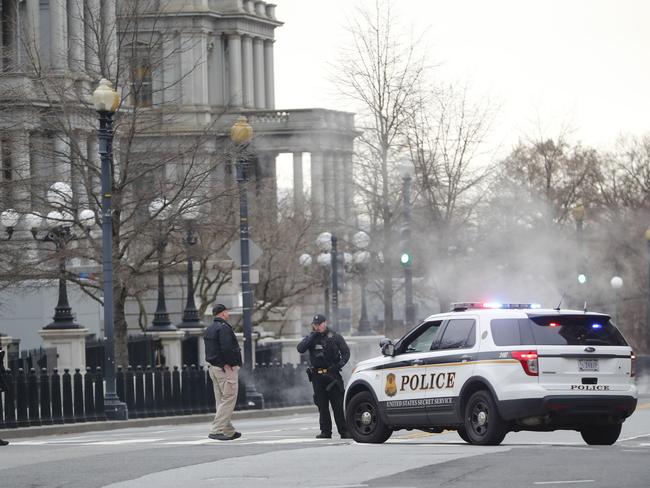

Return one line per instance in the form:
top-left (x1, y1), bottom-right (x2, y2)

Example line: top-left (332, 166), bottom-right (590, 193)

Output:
top-left (423, 304), bottom-right (609, 322)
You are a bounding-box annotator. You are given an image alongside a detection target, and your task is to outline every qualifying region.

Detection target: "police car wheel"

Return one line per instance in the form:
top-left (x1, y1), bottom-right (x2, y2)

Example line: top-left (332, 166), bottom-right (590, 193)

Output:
top-left (463, 390), bottom-right (507, 446)
top-left (580, 424), bottom-right (621, 445)
top-left (456, 427), bottom-right (471, 444)
top-left (345, 391), bottom-right (392, 444)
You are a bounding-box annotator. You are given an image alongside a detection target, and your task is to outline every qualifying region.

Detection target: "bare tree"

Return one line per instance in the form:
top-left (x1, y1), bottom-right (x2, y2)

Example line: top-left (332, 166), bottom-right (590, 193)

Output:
top-left (334, 0), bottom-right (426, 331)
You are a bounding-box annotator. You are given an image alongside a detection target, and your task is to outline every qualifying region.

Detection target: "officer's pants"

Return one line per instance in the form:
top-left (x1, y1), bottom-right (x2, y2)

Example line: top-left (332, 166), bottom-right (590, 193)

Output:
top-left (208, 364), bottom-right (239, 436)
top-left (312, 372), bottom-right (346, 435)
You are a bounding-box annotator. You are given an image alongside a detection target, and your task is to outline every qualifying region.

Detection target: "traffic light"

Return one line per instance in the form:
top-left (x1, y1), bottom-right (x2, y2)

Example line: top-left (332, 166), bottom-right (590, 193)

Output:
top-left (577, 273), bottom-right (587, 285)
top-left (400, 251), bottom-right (412, 267)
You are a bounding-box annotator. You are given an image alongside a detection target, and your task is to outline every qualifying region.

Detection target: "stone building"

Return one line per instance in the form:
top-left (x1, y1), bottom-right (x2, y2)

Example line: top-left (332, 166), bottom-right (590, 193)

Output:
top-left (0, 0), bottom-right (359, 367)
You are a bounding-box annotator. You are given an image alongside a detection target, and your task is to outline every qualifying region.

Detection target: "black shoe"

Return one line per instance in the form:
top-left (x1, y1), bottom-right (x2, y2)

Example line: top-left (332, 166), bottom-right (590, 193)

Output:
top-left (340, 432), bottom-right (353, 439)
top-left (209, 432), bottom-right (241, 441)
top-left (315, 432), bottom-right (332, 439)
top-left (0, 439), bottom-right (8, 446)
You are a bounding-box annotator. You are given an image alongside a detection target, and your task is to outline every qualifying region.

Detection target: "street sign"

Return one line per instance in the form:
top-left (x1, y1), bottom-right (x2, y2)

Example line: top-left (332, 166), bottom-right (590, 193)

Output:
top-left (227, 239), bottom-right (263, 266)
top-left (232, 269), bottom-right (260, 287)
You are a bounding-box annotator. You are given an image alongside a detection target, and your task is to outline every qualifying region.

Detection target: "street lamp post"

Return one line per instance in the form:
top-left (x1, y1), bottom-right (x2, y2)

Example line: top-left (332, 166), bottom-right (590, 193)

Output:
top-left (147, 198), bottom-right (176, 331)
top-left (93, 78), bottom-right (127, 420)
top-left (231, 116), bottom-right (263, 409)
top-left (177, 199), bottom-right (202, 329)
top-left (573, 205), bottom-right (587, 287)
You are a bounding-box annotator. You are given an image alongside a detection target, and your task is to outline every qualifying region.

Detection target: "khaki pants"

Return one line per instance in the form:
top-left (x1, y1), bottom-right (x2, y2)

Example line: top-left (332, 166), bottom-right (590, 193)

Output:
top-left (208, 364), bottom-right (239, 436)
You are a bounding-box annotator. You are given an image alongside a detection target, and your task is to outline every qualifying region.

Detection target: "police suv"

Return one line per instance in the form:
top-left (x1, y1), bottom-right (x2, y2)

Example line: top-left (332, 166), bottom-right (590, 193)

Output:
top-left (344, 302), bottom-right (637, 446)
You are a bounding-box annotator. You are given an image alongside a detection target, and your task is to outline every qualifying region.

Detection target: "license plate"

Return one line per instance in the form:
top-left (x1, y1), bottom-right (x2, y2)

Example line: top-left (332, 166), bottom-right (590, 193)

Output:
top-left (579, 359), bottom-right (599, 372)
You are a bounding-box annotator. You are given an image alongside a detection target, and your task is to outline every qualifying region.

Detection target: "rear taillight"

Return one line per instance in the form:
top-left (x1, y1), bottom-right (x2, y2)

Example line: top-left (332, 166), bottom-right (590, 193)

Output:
top-left (512, 350), bottom-right (539, 376)
top-left (631, 351), bottom-right (636, 378)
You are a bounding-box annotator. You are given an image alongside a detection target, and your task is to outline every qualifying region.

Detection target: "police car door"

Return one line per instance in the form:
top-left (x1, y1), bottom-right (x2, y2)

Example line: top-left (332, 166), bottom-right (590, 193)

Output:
top-left (382, 320), bottom-right (444, 426)
top-left (425, 317), bottom-right (478, 425)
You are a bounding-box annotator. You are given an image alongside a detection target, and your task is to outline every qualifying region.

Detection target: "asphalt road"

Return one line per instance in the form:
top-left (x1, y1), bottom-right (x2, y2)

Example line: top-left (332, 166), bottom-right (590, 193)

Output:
top-left (1, 399), bottom-right (649, 488)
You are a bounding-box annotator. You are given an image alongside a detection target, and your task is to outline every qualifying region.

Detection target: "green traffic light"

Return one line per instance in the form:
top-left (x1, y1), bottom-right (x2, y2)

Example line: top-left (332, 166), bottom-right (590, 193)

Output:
top-left (400, 252), bottom-right (412, 265)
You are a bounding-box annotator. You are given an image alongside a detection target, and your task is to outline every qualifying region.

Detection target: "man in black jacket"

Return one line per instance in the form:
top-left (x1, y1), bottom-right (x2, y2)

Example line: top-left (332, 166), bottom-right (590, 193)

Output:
top-left (297, 314), bottom-right (351, 439)
top-left (204, 304), bottom-right (242, 441)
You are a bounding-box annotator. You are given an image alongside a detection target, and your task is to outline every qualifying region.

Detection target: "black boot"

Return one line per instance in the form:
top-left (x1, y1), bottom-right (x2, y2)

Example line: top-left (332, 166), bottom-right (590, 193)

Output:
top-left (0, 439), bottom-right (9, 446)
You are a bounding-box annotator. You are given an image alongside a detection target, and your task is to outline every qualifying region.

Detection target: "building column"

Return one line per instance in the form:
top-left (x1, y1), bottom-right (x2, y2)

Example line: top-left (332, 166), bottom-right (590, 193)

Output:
top-left (208, 34), bottom-right (225, 106)
top-left (227, 34), bottom-right (243, 107)
top-left (53, 134), bottom-right (71, 184)
top-left (24, 0), bottom-right (40, 68)
top-left (84, 0), bottom-right (101, 76)
top-left (68, 0), bottom-right (86, 72)
top-left (101, 0), bottom-right (117, 79)
top-left (310, 152), bottom-right (324, 224)
top-left (71, 131), bottom-right (88, 206)
top-left (343, 151), bottom-right (354, 226)
top-left (264, 40), bottom-right (275, 109)
top-left (50, 0), bottom-right (69, 71)
top-left (12, 132), bottom-right (32, 211)
top-left (292, 152), bottom-right (304, 214)
top-left (253, 38), bottom-right (266, 109)
top-left (322, 152), bottom-right (335, 225)
top-left (333, 152), bottom-right (345, 224)
top-left (241, 35), bottom-right (254, 108)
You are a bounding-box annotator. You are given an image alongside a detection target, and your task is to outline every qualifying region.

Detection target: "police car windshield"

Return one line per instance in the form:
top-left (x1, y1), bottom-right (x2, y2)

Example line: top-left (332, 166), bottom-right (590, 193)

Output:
top-left (491, 315), bottom-right (627, 347)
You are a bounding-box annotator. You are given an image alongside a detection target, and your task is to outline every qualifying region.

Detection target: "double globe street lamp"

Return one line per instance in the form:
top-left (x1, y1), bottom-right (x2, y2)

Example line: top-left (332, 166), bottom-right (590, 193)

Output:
top-left (1, 182), bottom-right (95, 329)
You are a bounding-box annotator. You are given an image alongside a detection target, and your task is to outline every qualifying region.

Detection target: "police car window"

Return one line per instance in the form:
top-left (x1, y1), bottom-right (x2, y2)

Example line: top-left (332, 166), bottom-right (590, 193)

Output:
top-left (491, 319), bottom-right (521, 346)
top-left (527, 315), bottom-right (627, 346)
top-left (438, 319), bottom-right (476, 350)
top-left (403, 321), bottom-right (443, 353)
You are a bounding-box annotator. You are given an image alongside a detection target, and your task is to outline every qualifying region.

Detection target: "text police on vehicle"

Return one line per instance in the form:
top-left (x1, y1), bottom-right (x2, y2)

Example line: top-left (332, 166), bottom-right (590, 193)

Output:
top-left (344, 302), bottom-right (638, 446)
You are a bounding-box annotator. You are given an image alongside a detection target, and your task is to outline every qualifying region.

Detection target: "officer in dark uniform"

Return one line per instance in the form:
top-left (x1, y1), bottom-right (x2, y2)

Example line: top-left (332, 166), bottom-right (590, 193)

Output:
top-left (0, 344), bottom-right (9, 445)
top-left (297, 314), bottom-right (351, 439)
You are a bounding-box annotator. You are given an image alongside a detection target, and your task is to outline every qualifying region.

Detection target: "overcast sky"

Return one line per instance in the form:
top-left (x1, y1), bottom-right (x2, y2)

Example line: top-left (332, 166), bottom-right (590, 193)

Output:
top-left (272, 0), bottom-right (649, 157)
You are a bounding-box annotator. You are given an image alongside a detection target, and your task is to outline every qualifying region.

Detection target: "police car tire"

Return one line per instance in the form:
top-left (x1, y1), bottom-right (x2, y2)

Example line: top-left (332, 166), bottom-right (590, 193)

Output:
top-left (456, 427), bottom-right (471, 444)
top-left (579, 424), bottom-right (621, 445)
top-left (463, 390), bottom-right (507, 446)
top-left (345, 391), bottom-right (392, 444)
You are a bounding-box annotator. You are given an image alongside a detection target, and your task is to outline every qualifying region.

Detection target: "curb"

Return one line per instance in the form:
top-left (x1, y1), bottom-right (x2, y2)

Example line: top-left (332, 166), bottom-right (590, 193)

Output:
top-left (1, 405), bottom-right (316, 439)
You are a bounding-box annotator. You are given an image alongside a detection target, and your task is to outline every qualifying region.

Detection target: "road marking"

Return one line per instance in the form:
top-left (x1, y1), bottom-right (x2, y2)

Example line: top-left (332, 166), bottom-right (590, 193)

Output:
top-left (83, 438), bottom-right (163, 445)
top-left (640, 443), bottom-right (650, 446)
top-left (534, 481), bottom-right (594, 485)
top-left (8, 441), bottom-right (49, 445)
top-left (244, 437), bottom-right (325, 445)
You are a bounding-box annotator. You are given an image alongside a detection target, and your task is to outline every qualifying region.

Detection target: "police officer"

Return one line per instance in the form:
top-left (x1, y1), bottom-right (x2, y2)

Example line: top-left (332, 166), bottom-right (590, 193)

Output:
top-left (297, 314), bottom-right (351, 439)
top-left (0, 344), bottom-right (9, 446)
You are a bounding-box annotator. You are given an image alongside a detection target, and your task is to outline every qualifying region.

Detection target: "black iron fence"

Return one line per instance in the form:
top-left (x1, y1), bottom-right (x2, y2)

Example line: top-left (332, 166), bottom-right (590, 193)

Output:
top-left (0, 362), bottom-right (312, 428)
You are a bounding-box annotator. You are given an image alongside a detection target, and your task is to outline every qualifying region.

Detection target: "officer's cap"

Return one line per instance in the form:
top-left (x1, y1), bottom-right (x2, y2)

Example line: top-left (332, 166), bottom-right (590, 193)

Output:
top-left (212, 303), bottom-right (227, 315)
top-left (312, 314), bottom-right (327, 325)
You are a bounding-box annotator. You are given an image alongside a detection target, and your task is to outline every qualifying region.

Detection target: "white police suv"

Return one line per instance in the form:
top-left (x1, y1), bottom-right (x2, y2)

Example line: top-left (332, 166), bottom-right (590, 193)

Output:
top-left (344, 302), bottom-right (637, 446)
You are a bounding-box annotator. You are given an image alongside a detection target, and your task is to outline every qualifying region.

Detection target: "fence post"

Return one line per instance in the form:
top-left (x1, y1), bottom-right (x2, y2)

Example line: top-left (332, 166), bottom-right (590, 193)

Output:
top-left (163, 366), bottom-right (172, 416)
top-left (27, 368), bottom-right (41, 426)
top-left (144, 366), bottom-right (155, 418)
top-left (84, 367), bottom-right (96, 422)
top-left (51, 368), bottom-right (63, 424)
top-left (135, 365), bottom-right (145, 418)
top-left (16, 368), bottom-right (28, 427)
top-left (62, 369), bottom-right (74, 423)
top-left (0, 373), bottom-right (5, 430)
top-left (3, 370), bottom-right (16, 428)
top-left (39, 368), bottom-right (52, 425)
top-left (190, 365), bottom-right (199, 415)
top-left (95, 367), bottom-right (107, 421)
top-left (73, 369), bottom-right (85, 423)
top-left (198, 365), bottom-right (209, 413)
top-left (125, 366), bottom-right (135, 417)
top-left (154, 367), bottom-right (164, 417)
top-left (172, 366), bottom-right (182, 415)
top-left (181, 365), bottom-right (191, 415)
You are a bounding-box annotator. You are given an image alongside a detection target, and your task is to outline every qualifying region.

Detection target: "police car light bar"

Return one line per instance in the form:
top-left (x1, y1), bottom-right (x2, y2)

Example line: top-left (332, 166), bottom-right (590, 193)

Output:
top-left (451, 302), bottom-right (541, 311)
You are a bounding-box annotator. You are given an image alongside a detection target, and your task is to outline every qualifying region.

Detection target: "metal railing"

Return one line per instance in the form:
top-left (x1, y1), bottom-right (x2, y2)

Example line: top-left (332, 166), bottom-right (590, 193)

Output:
top-left (0, 362), bottom-right (312, 428)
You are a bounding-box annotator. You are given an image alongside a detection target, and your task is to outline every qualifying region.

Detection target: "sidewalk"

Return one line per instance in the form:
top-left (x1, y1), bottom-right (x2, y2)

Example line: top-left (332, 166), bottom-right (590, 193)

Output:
top-left (1, 405), bottom-right (316, 439)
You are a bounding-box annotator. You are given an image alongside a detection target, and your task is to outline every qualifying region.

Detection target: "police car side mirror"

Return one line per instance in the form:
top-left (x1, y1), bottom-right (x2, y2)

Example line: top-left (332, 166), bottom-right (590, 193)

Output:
top-left (380, 338), bottom-right (395, 357)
